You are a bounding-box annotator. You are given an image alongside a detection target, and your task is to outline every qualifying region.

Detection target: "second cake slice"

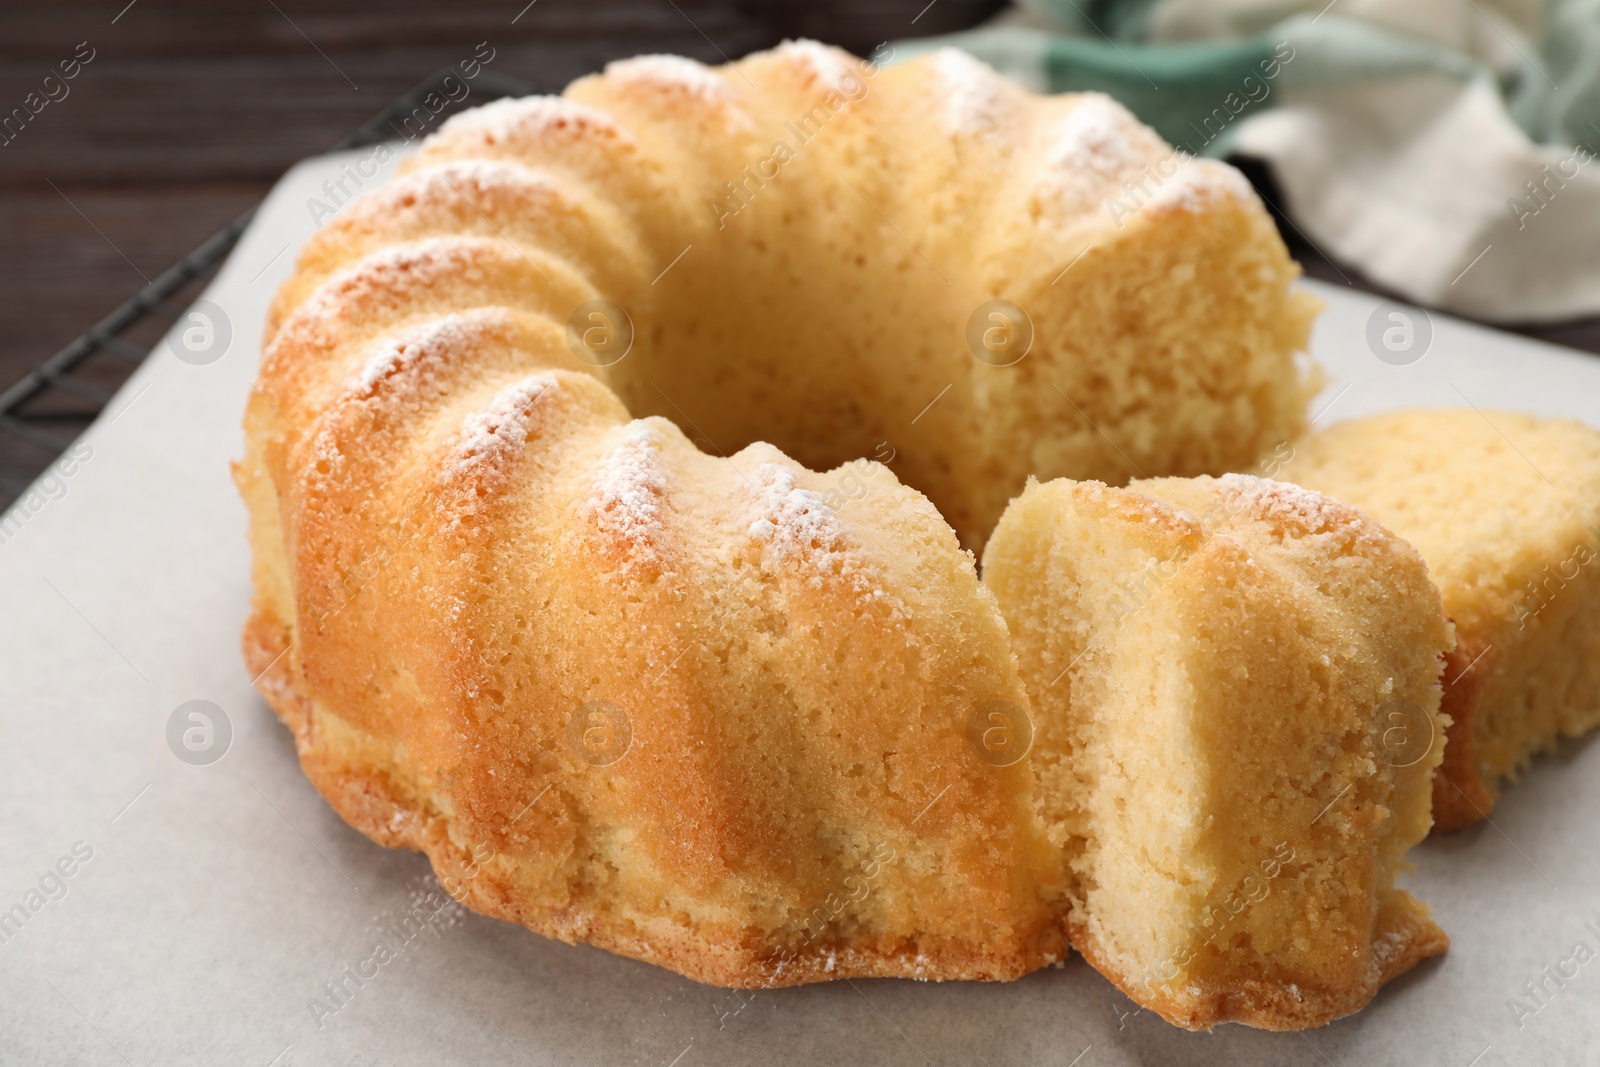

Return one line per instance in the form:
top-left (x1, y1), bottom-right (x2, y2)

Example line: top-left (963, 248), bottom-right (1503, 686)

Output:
top-left (983, 473), bottom-right (1453, 1030)
top-left (1287, 409), bottom-right (1600, 830)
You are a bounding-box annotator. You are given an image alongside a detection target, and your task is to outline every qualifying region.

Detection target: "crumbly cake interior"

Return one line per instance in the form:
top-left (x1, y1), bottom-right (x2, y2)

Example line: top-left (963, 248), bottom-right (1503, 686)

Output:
top-left (1286, 409), bottom-right (1600, 828)
top-left (983, 474), bottom-right (1452, 1029)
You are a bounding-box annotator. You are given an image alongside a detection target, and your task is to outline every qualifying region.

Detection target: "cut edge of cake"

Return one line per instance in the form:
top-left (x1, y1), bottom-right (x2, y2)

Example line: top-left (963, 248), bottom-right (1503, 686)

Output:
top-left (1283, 409), bottom-right (1600, 832)
top-left (982, 473), bottom-right (1453, 1030)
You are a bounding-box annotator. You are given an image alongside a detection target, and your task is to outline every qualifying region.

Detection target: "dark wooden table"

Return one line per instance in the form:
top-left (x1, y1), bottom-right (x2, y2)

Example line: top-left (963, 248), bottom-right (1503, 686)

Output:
top-left (2, 0), bottom-right (1596, 492)
top-left (0, 0), bottom-right (1009, 488)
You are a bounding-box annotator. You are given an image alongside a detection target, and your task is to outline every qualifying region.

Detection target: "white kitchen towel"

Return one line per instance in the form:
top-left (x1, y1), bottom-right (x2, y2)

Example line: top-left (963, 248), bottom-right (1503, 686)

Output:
top-left (898, 0), bottom-right (1600, 324)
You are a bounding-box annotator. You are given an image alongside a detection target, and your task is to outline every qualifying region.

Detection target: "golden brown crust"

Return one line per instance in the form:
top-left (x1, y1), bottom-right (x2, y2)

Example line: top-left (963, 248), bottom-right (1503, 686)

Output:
top-left (243, 606), bottom-right (1063, 986)
top-left (1432, 630), bottom-right (1498, 831)
top-left (1374, 893), bottom-right (1451, 987)
top-left (244, 609), bottom-right (428, 851)
top-left (1068, 900), bottom-right (1447, 1031)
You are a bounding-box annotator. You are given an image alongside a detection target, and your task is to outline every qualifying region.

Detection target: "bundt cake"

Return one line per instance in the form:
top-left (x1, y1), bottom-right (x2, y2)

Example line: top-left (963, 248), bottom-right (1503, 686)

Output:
top-left (1287, 409), bottom-right (1600, 830)
top-left (238, 42), bottom-right (1332, 1004)
top-left (982, 474), bottom-right (1453, 1030)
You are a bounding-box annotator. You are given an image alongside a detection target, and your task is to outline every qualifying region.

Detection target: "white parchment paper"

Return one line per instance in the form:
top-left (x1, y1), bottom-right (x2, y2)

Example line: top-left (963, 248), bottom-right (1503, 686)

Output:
top-left (2, 148), bottom-right (1598, 1066)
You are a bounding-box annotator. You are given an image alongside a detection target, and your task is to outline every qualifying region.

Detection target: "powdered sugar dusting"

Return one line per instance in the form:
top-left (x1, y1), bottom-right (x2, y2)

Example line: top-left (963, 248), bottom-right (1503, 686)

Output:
top-left (352, 313), bottom-right (485, 397)
top-left (359, 160), bottom-right (592, 240)
top-left (773, 38), bottom-right (854, 86)
top-left (745, 462), bottom-right (860, 582)
top-left (270, 240), bottom-right (461, 367)
top-left (1219, 472), bottom-right (1343, 530)
top-left (1146, 158), bottom-right (1254, 213)
top-left (299, 236), bottom-right (504, 331)
top-left (585, 420), bottom-right (671, 569)
top-left (605, 54), bottom-right (734, 100)
top-left (356, 342), bottom-right (410, 395)
top-left (735, 452), bottom-right (899, 612)
top-left (404, 158), bottom-right (562, 202)
top-left (434, 95), bottom-right (632, 149)
top-left (306, 310), bottom-right (512, 477)
top-left (928, 48), bottom-right (1010, 136)
top-left (1045, 94), bottom-right (1152, 182)
top-left (1217, 472), bottom-right (1411, 564)
top-left (271, 236), bottom-right (532, 377)
top-left (445, 373), bottom-right (560, 483)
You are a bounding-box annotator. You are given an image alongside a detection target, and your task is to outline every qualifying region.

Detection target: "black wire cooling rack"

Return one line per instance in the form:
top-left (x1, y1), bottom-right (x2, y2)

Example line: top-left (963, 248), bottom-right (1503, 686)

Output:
top-left (0, 67), bottom-right (537, 510)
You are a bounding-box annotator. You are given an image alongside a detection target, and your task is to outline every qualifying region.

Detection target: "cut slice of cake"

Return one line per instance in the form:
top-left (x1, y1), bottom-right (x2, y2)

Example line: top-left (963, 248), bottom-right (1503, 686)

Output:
top-left (983, 473), bottom-right (1453, 1030)
top-left (1287, 408), bottom-right (1600, 830)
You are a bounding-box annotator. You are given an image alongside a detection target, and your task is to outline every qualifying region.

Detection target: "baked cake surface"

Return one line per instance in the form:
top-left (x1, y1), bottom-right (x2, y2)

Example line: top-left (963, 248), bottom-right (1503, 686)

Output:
top-left (1288, 408), bottom-right (1600, 830)
top-left (242, 356), bottom-right (1067, 985)
top-left (265, 41), bottom-right (1318, 551)
top-left (238, 42), bottom-right (1323, 997)
top-left (983, 473), bottom-right (1452, 1029)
